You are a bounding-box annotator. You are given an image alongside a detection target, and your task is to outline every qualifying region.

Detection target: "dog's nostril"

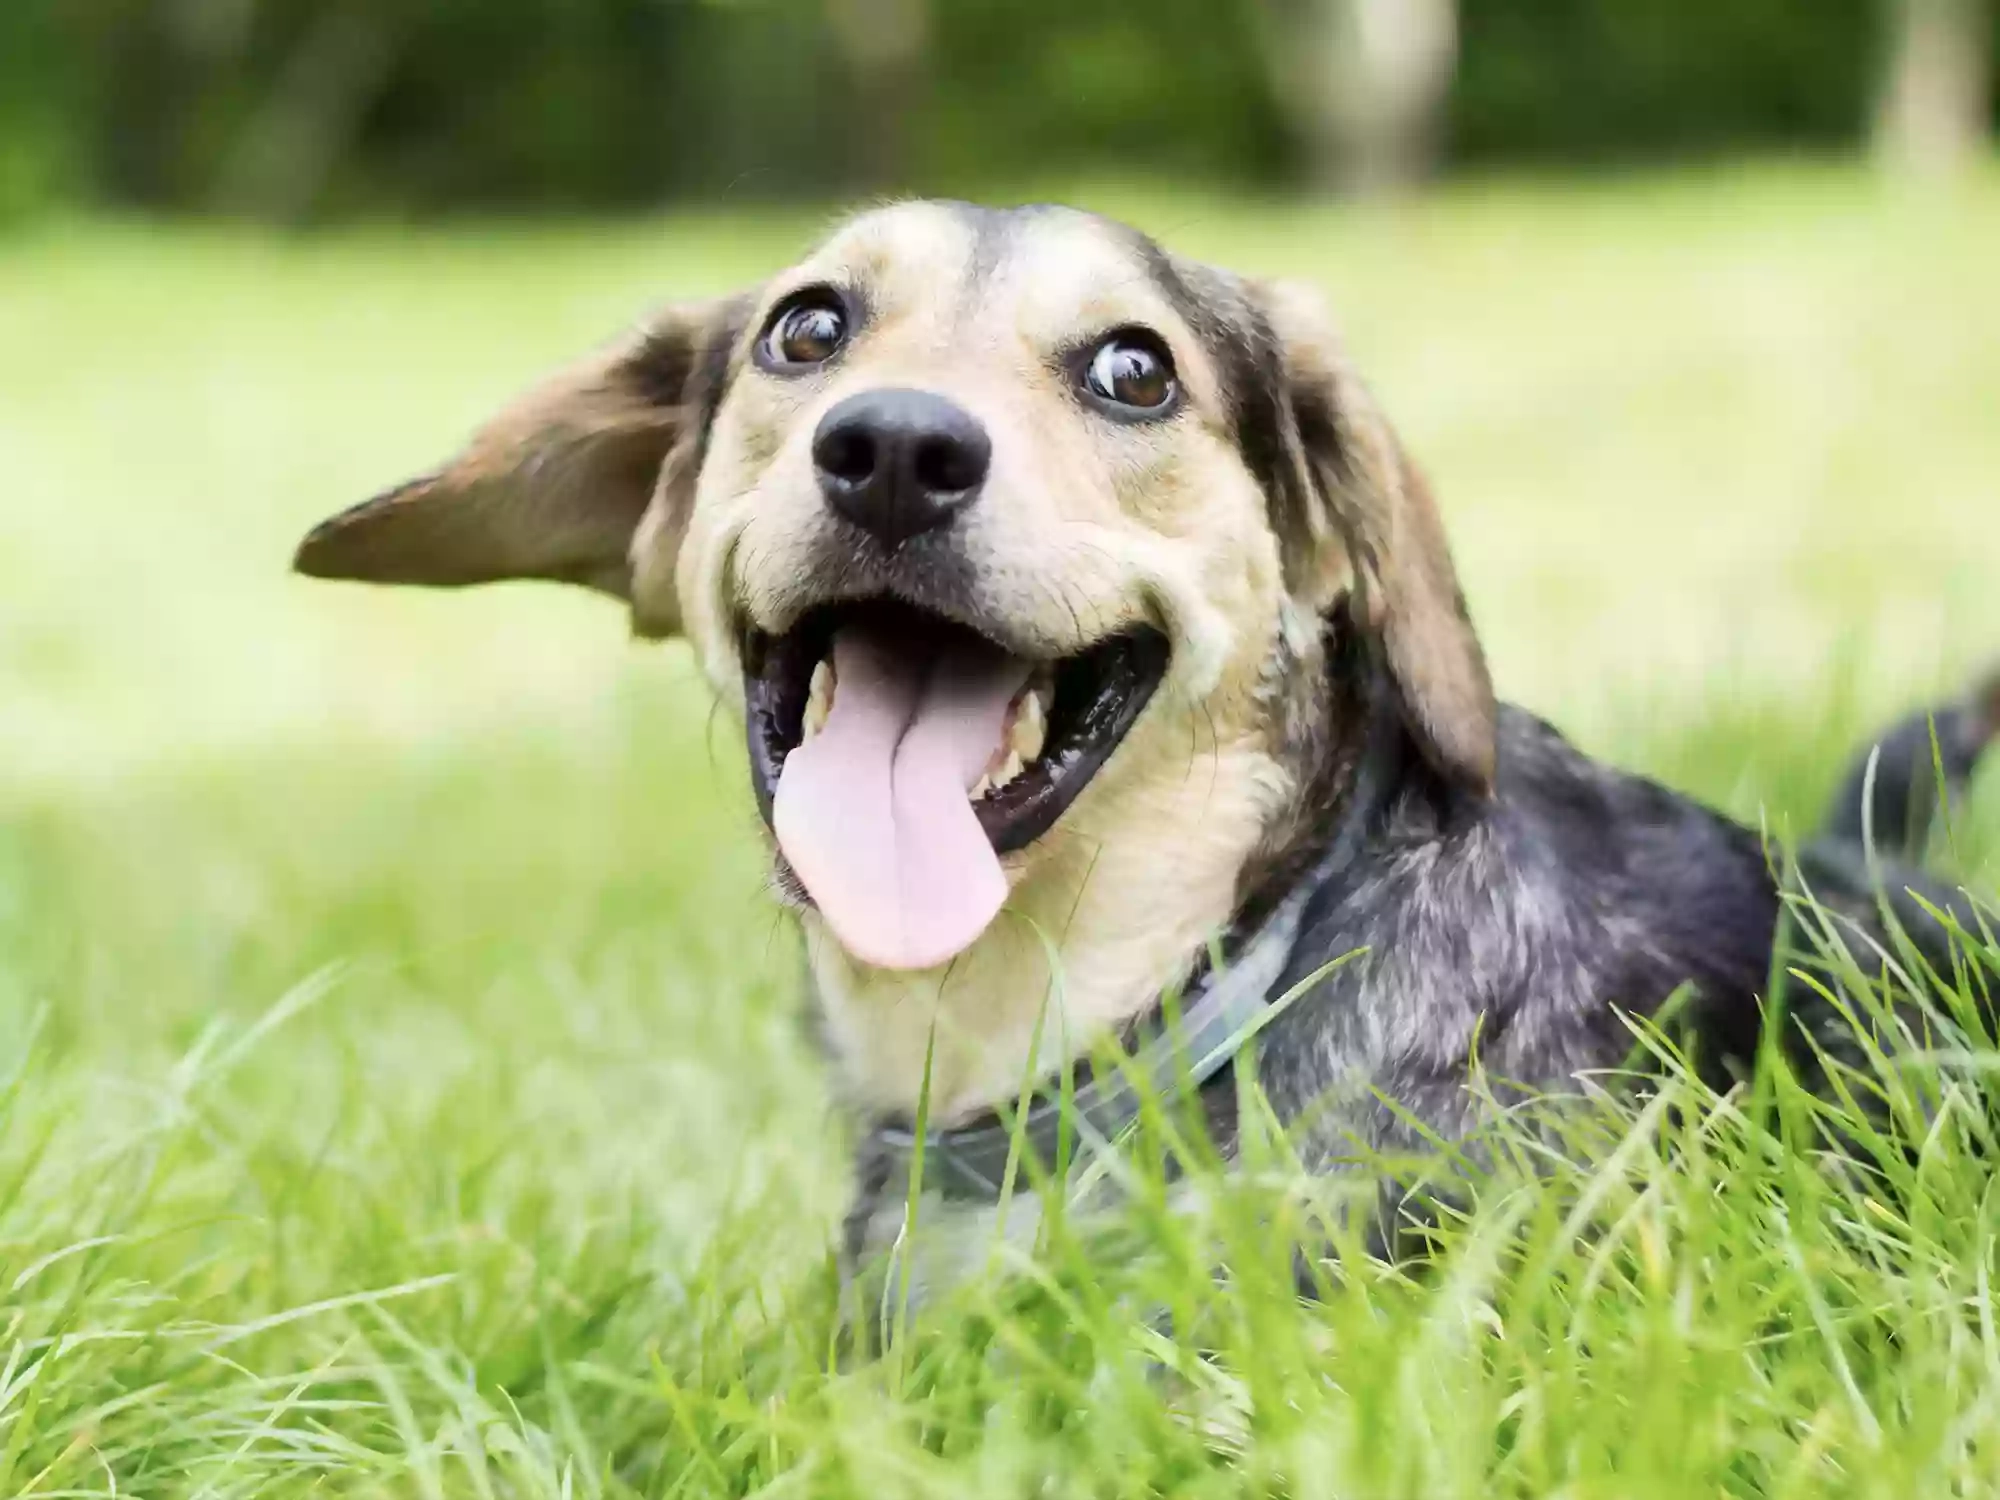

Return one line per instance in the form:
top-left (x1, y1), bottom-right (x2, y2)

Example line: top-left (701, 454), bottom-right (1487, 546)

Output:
top-left (816, 427), bottom-right (877, 486)
top-left (913, 435), bottom-right (985, 495)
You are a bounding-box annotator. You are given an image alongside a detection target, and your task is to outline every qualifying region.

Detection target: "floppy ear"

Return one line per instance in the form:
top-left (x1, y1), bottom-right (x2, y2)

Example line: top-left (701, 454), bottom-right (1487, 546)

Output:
top-left (1256, 279), bottom-right (1498, 795)
top-left (293, 294), bottom-right (749, 635)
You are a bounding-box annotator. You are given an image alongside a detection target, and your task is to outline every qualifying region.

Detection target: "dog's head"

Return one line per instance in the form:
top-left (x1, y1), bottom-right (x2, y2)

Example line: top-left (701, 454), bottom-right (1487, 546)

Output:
top-left (298, 202), bottom-right (1493, 1000)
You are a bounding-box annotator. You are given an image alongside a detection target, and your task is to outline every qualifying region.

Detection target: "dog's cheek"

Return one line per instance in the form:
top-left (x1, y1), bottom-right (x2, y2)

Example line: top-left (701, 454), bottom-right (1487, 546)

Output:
top-left (671, 483), bottom-right (771, 701)
top-left (678, 434), bottom-right (827, 680)
top-left (729, 400), bottom-right (794, 475)
top-left (1103, 430), bottom-right (1202, 530)
top-left (1169, 485), bottom-right (1292, 711)
top-left (730, 483), bottom-right (843, 629)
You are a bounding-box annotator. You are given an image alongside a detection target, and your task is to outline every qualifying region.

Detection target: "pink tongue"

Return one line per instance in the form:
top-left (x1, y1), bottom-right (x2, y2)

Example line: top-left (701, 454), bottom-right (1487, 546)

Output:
top-left (774, 629), bottom-right (1032, 970)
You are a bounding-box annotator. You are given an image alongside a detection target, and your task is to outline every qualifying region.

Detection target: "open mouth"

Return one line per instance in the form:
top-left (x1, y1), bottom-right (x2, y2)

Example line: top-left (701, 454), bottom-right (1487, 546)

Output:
top-left (743, 599), bottom-right (1169, 971)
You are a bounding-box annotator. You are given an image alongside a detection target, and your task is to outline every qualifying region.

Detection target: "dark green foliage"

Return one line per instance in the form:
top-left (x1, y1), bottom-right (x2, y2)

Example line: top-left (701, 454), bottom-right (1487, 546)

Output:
top-left (915, 0), bottom-right (1291, 192)
top-left (6, 0), bottom-right (1997, 219)
top-left (1452, 0), bottom-right (1887, 163)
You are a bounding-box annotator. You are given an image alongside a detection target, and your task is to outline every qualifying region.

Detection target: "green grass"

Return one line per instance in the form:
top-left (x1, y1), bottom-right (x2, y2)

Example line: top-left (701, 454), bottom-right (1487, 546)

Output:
top-left (4, 159), bottom-right (2000, 1495)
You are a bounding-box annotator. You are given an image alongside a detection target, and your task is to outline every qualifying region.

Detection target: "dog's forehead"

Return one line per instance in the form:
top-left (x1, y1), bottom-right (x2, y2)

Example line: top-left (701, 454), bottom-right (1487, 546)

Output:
top-left (795, 200), bottom-right (980, 289)
top-left (787, 202), bottom-right (1198, 342)
top-left (985, 211), bottom-right (1194, 339)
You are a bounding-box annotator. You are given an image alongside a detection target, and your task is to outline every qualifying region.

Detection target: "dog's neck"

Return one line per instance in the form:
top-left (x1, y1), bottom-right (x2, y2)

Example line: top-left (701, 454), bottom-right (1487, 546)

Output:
top-left (800, 614), bottom-right (1397, 1128)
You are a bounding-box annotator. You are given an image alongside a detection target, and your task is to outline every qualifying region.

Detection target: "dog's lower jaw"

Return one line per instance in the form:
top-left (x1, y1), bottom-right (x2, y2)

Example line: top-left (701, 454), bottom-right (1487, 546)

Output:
top-left (801, 734), bottom-right (1294, 1126)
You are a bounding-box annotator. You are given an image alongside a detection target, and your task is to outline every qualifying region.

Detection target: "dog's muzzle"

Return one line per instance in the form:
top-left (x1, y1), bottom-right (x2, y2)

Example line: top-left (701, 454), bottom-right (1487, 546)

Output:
top-left (742, 597), bottom-right (1169, 971)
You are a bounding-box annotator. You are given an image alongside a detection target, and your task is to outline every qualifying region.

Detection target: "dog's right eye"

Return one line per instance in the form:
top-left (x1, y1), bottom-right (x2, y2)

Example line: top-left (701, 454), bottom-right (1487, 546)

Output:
top-left (757, 292), bottom-right (849, 372)
top-left (1079, 329), bottom-right (1180, 419)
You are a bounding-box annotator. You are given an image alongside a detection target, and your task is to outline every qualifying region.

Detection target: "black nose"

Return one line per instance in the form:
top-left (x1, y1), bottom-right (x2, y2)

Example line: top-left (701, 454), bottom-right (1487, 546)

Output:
top-left (811, 388), bottom-right (991, 546)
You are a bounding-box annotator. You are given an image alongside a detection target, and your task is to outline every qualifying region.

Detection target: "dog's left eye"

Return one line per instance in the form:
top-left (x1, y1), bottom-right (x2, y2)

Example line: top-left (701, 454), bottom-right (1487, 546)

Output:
top-left (757, 291), bottom-right (849, 371)
top-left (1081, 331), bottom-right (1178, 416)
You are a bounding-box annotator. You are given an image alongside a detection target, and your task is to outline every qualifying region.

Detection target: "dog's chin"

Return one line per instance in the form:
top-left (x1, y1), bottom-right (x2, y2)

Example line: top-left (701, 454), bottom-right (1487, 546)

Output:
top-left (743, 597), bottom-right (1170, 851)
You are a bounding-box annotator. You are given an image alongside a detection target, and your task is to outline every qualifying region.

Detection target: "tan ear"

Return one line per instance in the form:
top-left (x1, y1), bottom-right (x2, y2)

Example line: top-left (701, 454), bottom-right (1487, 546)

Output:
top-left (293, 295), bottom-right (749, 634)
top-left (1257, 279), bottom-right (1498, 795)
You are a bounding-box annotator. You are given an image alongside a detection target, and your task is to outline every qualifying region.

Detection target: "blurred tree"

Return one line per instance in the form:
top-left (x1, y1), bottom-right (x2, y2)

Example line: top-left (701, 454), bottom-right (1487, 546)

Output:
top-left (0, 5), bottom-right (71, 222)
top-left (1450, 0), bottom-right (1887, 164)
top-left (1256, 0), bottom-right (1458, 192)
top-left (824, 0), bottom-right (931, 189)
top-left (1875, 0), bottom-right (1993, 178)
top-left (214, 4), bottom-right (403, 222)
top-left (915, 0), bottom-right (1289, 191)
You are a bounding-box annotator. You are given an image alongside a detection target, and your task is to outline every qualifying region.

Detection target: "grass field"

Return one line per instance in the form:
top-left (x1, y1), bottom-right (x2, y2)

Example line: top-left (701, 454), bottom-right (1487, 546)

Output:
top-left (4, 161), bottom-right (2000, 1496)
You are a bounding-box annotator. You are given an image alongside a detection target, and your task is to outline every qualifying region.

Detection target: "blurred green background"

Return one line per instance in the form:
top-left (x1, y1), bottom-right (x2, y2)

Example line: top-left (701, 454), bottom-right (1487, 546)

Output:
top-left (4, 5), bottom-right (2000, 1492)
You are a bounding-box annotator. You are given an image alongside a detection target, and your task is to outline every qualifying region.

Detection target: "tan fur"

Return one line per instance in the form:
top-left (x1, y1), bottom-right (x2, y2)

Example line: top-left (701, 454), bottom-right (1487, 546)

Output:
top-left (295, 299), bottom-right (734, 614)
top-left (295, 203), bottom-right (1493, 1125)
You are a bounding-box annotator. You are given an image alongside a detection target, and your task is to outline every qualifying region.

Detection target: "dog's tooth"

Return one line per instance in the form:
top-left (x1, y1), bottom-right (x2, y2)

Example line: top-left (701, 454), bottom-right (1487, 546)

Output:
top-left (992, 748), bottom-right (1025, 789)
top-left (803, 659), bottom-right (834, 740)
top-left (1011, 689), bottom-right (1046, 764)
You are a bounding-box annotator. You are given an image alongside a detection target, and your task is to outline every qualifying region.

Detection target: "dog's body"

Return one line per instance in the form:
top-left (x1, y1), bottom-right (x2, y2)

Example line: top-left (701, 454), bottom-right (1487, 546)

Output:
top-left (840, 673), bottom-right (1996, 1291)
top-left (294, 201), bottom-right (1996, 1299)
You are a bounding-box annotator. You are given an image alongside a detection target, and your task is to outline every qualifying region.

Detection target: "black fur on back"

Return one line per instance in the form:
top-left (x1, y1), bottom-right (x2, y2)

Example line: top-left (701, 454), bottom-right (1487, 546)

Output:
top-left (1240, 663), bottom-right (1994, 1207)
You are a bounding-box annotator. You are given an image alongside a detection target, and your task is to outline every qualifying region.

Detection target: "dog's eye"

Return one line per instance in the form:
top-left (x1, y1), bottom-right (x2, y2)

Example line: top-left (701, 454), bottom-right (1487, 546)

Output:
top-left (1081, 332), bottom-right (1178, 416)
top-left (758, 291), bottom-right (849, 371)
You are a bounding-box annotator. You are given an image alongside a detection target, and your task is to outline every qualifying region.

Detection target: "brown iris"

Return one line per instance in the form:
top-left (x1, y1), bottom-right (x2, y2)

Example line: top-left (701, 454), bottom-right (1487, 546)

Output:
top-left (1082, 331), bottom-right (1178, 415)
top-left (758, 292), bottom-right (848, 370)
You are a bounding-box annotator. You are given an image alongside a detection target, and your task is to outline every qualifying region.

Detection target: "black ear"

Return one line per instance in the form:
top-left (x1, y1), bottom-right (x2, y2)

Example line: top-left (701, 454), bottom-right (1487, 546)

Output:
top-left (1256, 279), bottom-right (1498, 796)
top-left (293, 294), bottom-right (749, 634)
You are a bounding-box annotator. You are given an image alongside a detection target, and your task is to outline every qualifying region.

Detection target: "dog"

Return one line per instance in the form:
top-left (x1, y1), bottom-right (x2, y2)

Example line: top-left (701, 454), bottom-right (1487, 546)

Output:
top-left (294, 201), bottom-right (1997, 1303)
